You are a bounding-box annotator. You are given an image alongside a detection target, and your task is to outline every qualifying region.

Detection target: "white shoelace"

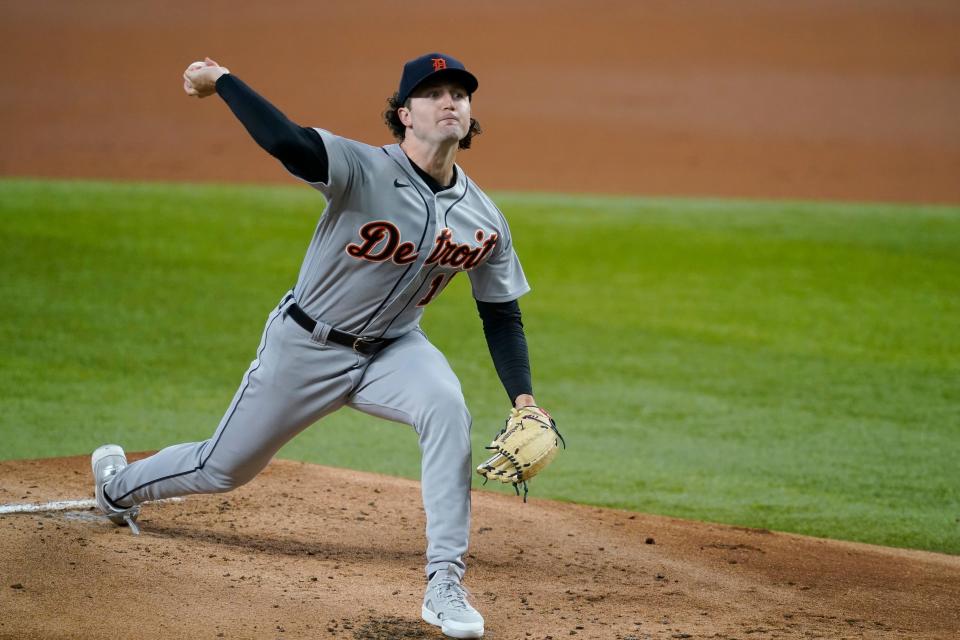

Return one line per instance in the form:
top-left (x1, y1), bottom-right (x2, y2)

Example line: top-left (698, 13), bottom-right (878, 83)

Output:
top-left (436, 579), bottom-right (471, 611)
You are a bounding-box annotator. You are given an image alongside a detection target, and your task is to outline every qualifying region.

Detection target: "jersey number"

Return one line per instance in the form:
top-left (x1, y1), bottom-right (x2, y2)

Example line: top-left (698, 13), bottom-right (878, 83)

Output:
top-left (417, 273), bottom-right (455, 307)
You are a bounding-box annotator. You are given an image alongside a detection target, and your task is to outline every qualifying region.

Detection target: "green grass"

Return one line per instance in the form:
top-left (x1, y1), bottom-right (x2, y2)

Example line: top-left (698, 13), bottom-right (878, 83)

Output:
top-left (2, 178), bottom-right (958, 554)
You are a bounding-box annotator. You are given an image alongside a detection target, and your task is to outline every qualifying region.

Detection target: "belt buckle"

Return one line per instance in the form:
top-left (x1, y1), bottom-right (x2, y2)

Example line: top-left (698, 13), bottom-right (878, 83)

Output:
top-left (352, 336), bottom-right (377, 354)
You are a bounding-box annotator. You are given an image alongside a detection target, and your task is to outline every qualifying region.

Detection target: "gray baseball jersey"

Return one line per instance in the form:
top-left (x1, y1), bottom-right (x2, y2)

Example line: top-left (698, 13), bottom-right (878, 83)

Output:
top-left (103, 128), bottom-right (529, 581)
top-left (294, 130), bottom-right (529, 336)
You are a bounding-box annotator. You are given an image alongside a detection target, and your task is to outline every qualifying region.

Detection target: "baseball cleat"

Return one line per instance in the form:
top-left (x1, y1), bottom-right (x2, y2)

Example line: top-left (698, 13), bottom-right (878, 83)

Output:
top-left (421, 565), bottom-right (484, 638)
top-left (91, 444), bottom-right (141, 535)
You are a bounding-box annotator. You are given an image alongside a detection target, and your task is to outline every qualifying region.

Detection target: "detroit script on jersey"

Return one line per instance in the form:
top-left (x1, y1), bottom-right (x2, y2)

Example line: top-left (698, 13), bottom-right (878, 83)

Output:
top-left (289, 131), bottom-right (529, 338)
top-left (347, 222), bottom-right (499, 269)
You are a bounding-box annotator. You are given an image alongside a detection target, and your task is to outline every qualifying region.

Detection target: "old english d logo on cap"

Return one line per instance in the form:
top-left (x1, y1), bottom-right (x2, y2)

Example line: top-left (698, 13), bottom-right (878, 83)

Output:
top-left (397, 52), bottom-right (479, 104)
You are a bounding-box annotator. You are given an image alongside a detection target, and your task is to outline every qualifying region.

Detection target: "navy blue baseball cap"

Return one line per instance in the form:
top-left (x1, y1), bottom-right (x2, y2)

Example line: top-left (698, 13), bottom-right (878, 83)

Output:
top-left (397, 52), bottom-right (479, 105)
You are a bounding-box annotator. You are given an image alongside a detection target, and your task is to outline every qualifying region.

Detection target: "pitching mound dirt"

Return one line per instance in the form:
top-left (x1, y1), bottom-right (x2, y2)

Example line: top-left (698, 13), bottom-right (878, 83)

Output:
top-left (1, 455), bottom-right (957, 639)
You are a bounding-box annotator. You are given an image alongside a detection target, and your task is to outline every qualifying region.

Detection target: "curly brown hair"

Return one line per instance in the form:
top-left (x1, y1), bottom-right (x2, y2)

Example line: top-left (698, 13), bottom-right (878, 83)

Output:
top-left (383, 92), bottom-right (482, 150)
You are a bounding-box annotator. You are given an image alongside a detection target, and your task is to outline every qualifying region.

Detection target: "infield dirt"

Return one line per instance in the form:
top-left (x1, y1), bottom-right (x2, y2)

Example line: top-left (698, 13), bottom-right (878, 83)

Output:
top-left (1, 1), bottom-right (959, 203)
top-left (2, 455), bottom-right (959, 640)
top-left (1, 2), bottom-right (959, 639)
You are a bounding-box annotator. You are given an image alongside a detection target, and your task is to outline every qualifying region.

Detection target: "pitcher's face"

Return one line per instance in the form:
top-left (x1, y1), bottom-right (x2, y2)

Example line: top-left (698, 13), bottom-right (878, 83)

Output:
top-left (400, 80), bottom-right (472, 145)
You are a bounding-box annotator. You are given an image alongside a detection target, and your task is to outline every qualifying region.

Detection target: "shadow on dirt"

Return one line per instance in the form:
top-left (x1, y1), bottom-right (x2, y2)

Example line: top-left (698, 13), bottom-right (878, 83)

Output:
top-left (141, 521), bottom-right (424, 565)
top-left (348, 616), bottom-right (442, 639)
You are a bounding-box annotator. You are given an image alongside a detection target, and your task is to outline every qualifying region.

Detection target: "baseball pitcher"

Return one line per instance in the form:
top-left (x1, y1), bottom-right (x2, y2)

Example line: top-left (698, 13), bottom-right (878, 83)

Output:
top-left (91, 52), bottom-right (556, 639)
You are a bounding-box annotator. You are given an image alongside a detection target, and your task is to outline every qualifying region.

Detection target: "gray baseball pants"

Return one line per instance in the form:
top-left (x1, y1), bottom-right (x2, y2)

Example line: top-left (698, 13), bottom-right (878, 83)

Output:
top-left (104, 293), bottom-right (473, 579)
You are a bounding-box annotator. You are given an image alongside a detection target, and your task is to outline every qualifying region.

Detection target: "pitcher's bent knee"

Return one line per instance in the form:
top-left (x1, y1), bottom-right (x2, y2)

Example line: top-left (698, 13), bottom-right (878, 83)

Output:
top-left (417, 386), bottom-right (472, 440)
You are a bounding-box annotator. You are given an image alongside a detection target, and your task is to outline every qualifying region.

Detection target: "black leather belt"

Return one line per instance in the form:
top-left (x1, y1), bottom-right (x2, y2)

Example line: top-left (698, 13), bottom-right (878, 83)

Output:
top-left (284, 302), bottom-right (396, 356)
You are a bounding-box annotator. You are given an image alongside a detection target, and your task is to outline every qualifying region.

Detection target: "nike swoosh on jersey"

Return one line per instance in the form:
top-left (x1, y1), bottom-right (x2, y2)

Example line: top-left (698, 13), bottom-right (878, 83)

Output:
top-left (394, 178), bottom-right (410, 188)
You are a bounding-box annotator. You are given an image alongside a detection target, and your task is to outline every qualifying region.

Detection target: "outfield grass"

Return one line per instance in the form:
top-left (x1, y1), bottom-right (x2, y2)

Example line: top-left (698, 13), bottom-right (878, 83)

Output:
top-left (1, 178), bottom-right (958, 554)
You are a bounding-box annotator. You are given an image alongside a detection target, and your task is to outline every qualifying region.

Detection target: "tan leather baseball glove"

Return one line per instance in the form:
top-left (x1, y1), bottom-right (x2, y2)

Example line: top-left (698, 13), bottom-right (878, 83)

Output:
top-left (476, 405), bottom-right (565, 501)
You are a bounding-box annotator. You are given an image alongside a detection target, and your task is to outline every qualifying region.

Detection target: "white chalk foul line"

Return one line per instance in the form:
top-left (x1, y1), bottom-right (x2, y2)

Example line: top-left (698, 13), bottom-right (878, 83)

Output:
top-left (0, 497), bottom-right (183, 515)
top-left (0, 499), bottom-right (96, 514)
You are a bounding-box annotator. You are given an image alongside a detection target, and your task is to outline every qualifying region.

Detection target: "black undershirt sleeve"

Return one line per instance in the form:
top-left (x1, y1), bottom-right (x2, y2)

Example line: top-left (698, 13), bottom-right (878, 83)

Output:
top-left (215, 74), bottom-right (329, 183)
top-left (476, 299), bottom-right (533, 404)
